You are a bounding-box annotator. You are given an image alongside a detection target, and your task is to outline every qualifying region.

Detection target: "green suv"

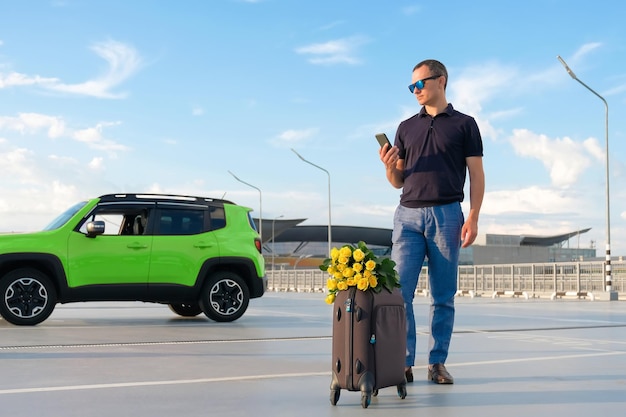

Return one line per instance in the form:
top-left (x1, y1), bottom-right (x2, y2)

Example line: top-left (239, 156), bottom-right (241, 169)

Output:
top-left (0, 193), bottom-right (266, 326)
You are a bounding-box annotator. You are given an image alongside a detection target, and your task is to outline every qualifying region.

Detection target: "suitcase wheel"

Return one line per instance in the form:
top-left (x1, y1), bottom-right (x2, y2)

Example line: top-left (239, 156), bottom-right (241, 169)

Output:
top-left (361, 391), bottom-right (371, 408)
top-left (397, 384), bottom-right (407, 399)
top-left (330, 389), bottom-right (340, 406)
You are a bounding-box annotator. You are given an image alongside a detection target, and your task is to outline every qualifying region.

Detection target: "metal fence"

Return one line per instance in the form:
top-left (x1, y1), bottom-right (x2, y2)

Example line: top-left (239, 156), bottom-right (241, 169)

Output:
top-left (266, 260), bottom-right (626, 299)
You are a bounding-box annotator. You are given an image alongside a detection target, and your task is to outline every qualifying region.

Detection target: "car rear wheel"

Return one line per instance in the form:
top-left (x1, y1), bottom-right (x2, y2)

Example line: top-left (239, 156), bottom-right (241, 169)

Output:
top-left (199, 271), bottom-right (249, 322)
top-left (0, 268), bottom-right (57, 326)
top-left (168, 302), bottom-right (202, 317)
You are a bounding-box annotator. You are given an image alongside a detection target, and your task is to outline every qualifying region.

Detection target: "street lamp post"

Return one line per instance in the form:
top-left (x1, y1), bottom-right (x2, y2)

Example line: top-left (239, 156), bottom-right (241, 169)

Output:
top-left (291, 148), bottom-right (332, 256)
top-left (228, 170), bottom-right (263, 243)
top-left (293, 254), bottom-right (313, 270)
top-left (272, 214), bottom-right (284, 270)
top-left (557, 55), bottom-right (618, 301)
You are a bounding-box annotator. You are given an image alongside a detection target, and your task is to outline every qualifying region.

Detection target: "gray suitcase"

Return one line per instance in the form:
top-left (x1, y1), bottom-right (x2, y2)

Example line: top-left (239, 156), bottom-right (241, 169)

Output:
top-left (329, 286), bottom-right (407, 408)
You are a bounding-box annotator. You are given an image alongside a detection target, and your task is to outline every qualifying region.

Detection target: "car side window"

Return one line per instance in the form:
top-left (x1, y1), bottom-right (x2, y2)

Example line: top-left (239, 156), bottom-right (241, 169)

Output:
top-left (78, 213), bottom-right (125, 235)
top-left (78, 206), bottom-right (150, 236)
top-left (157, 209), bottom-right (206, 235)
top-left (209, 206), bottom-right (226, 231)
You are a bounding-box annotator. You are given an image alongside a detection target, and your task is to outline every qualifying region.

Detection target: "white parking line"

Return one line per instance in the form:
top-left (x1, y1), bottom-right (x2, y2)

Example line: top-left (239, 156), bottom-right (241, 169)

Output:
top-left (0, 372), bottom-right (330, 395)
top-left (445, 350), bottom-right (625, 368)
top-left (1, 350), bottom-right (623, 396)
top-left (0, 336), bottom-right (331, 350)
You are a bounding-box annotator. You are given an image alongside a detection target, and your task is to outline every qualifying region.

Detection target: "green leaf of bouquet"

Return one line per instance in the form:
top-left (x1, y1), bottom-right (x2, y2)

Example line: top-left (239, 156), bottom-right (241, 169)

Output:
top-left (319, 258), bottom-right (331, 271)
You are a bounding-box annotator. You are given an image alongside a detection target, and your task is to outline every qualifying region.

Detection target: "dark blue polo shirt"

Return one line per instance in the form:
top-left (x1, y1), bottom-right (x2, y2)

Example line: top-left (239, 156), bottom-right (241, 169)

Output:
top-left (394, 103), bottom-right (483, 208)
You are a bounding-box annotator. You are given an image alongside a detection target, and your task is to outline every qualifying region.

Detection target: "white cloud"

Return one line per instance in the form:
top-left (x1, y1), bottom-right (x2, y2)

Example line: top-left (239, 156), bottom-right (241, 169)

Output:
top-left (0, 113), bottom-right (66, 138)
top-left (88, 157), bottom-right (105, 171)
top-left (449, 62), bottom-right (519, 142)
top-left (0, 40), bottom-right (141, 97)
top-left (0, 41), bottom-right (142, 98)
top-left (192, 107), bottom-right (204, 116)
top-left (271, 128), bottom-right (319, 147)
top-left (0, 149), bottom-right (109, 232)
top-left (0, 149), bottom-right (91, 229)
top-left (68, 121), bottom-right (129, 153)
top-left (450, 62), bottom-right (517, 114)
top-left (604, 82), bottom-right (626, 96)
top-left (73, 121), bottom-right (122, 146)
top-left (480, 186), bottom-right (577, 216)
top-left (350, 203), bottom-right (395, 217)
top-left (481, 220), bottom-right (593, 243)
top-left (48, 154), bottom-right (78, 165)
top-left (583, 137), bottom-right (605, 161)
top-left (572, 42), bottom-right (603, 63)
top-left (508, 129), bottom-right (603, 187)
top-left (295, 36), bottom-right (368, 65)
top-left (0, 72), bottom-right (59, 88)
top-left (44, 40), bottom-right (142, 99)
top-left (0, 113), bottom-right (128, 154)
top-left (476, 186), bottom-right (596, 238)
top-left (554, 43), bottom-right (604, 80)
top-left (147, 183), bottom-right (165, 193)
top-left (0, 148), bottom-right (37, 183)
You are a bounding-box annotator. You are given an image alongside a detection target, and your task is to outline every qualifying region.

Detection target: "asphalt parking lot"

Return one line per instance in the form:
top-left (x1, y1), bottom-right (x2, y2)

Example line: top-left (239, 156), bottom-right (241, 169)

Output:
top-left (1, 292), bottom-right (625, 417)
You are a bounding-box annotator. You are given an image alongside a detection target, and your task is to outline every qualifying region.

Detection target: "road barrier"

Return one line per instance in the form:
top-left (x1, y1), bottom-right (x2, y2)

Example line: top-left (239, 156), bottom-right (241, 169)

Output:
top-left (267, 260), bottom-right (626, 299)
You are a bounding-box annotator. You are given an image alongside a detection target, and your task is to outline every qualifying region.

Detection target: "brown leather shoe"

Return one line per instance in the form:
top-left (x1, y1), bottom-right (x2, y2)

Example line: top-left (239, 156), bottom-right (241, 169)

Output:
top-left (405, 367), bottom-right (414, 383)
top-left (428, 363), bottom-right (454, 384)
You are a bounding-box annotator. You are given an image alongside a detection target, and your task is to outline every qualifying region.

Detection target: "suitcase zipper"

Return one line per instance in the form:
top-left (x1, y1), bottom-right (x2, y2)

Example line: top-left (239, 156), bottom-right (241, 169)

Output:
top-left (346, 287), bottom-right (356, 390)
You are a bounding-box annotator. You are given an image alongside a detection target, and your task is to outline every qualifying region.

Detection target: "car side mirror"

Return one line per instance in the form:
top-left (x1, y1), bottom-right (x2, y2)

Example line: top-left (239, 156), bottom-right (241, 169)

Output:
top-left (86, 220), bottom-right (106, 237)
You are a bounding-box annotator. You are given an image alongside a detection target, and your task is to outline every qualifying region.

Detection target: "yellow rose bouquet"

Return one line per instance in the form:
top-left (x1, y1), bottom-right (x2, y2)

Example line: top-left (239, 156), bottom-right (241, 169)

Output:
top-left (320, 241), bottom-right (400, 304)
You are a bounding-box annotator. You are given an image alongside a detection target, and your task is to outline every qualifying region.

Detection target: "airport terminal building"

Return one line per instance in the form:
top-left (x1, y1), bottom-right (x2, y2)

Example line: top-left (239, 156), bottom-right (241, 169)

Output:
top-left (257, 218), bottom-right (597, 267)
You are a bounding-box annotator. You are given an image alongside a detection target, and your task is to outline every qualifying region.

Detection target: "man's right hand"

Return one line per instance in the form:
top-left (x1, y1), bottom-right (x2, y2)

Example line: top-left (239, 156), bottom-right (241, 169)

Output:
top-left (379, 144), bottom-right (403, 189)
top-left (379, 143), bottom-right (399, 170)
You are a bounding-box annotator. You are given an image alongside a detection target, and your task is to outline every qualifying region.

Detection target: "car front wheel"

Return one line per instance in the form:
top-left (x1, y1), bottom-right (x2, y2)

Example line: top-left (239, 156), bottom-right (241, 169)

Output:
top-left (199, 271), bottom-right (249, 322)
top-left (0, 268), bottom-right (57, 326)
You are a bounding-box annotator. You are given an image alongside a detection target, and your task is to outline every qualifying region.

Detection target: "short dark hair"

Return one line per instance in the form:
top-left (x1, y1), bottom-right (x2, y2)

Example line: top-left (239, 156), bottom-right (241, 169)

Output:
top-left (413, 59), bottom-right (448, 89)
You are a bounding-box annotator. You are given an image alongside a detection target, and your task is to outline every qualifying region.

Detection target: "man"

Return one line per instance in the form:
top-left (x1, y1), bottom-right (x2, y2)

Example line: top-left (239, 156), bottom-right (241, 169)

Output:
top-left (379, 59), bottom-right (485, 384)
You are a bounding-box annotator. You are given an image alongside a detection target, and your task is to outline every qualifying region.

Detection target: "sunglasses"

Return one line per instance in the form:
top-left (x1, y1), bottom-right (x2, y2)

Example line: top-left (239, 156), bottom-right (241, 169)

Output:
top-left (408, 75), bottom-right (441, 93)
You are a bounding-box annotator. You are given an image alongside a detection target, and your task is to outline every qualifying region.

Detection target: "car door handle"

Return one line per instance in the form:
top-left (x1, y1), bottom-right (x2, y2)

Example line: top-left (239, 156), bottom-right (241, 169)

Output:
top-left (127, 243), bottom-right (148, 249)
top-left (194, 242), bottom-right (214, 248)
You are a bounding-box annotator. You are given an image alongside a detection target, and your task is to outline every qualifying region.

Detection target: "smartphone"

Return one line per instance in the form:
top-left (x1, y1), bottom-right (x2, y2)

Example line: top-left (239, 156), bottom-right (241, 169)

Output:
top-left (375, 133), bottom-right (392, 148)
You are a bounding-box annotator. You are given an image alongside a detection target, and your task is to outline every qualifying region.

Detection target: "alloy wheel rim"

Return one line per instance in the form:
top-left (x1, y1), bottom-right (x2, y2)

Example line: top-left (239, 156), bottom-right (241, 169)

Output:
top-left (5, 278), bottom-right (48, 318)
top-left (209, 279), bottom-right (243, 315)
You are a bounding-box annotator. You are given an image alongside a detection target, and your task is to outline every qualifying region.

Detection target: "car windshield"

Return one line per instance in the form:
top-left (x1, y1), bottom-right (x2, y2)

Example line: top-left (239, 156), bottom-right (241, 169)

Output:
top-left (42, 201), bottom-right (88, 231)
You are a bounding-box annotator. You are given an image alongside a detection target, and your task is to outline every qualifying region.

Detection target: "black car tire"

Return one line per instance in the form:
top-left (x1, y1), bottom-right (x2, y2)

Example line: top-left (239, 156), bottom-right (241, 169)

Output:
top-left (199, 271), bottom-right (249, 322)
top-left (0, 268), bottom-right (57, 326)
top-left (168, 302), bottom-right (203, 317)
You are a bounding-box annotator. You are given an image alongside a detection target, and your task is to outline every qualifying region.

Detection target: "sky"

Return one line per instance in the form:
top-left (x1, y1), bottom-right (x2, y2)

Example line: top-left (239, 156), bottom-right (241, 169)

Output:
top-left (1, 0), bottom-right (626, 257)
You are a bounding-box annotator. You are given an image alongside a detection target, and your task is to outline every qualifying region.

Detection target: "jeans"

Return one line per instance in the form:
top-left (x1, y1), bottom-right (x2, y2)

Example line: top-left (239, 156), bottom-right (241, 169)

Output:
top-left (391, 202), bottom-right (463, 366)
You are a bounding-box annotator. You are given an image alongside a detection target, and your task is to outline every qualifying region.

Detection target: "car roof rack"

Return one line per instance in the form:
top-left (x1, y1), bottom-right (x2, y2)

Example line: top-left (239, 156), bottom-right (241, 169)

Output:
top-left (98, 193), bottom-right (234, 205)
